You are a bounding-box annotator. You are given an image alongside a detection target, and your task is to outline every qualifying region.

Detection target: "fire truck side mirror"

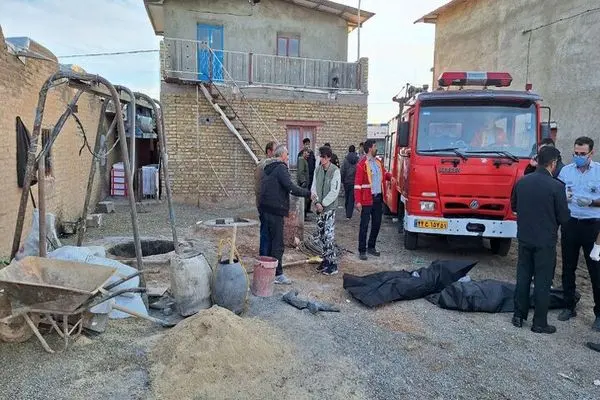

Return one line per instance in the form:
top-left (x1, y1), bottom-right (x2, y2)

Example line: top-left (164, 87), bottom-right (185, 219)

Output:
top-left (398, 121), bottom-right (410, 147)
top-left (540, 122), bottom-right (551, 140)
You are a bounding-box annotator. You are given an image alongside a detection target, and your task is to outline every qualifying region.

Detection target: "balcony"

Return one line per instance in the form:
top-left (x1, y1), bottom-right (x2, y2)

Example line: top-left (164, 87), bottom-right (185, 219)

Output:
top-left (161, 38), bottom-right (363, 91)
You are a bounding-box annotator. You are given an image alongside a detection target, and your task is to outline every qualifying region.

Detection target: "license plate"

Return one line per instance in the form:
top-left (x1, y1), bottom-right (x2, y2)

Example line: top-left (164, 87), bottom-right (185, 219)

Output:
top-left (415, 219), bottom-right (448, 230)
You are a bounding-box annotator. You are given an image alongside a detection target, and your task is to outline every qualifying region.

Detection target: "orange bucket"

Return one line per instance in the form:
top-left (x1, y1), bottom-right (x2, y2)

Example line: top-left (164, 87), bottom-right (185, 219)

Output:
top-left (251, 256), bottom-right (278, 297)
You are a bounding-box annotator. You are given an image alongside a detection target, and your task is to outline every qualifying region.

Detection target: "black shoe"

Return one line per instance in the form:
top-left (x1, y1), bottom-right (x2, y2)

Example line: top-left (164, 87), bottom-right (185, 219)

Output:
top-left (367, 248), bottom-right (380, 257)
top-left (531, 325), bottom-right (556, 334)
top-left (557, 309), bottom-right (577, 321)
top-left (511, 316), bottom-right (523, 328)
top-left (359, 252), bottom-right (368, 261)
top-left (315, 262), bottom-right (326, 272)
top-left (592, 317), bottom-right (600, 331)
top-left (322, 264), bottom-right (339, 276)
top-left (586, 342), bottom-right (600, 352)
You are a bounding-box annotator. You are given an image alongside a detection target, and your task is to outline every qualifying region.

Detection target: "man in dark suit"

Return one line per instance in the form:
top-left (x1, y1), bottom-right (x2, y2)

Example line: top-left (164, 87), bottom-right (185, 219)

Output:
top-left (511, 146), bottom-right (570, 334)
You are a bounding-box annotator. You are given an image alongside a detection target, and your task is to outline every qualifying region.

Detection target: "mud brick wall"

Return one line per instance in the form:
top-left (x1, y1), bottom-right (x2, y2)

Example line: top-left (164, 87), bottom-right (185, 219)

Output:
top-left (0, 27), bottom-right (104, 257)
top-left (161, 82), bottom-right (368, 203)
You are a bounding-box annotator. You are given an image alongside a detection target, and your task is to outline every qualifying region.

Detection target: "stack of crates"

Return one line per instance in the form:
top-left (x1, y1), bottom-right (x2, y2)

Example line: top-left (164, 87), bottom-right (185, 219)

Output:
top-left (110, 162), bottom-right (128, 196)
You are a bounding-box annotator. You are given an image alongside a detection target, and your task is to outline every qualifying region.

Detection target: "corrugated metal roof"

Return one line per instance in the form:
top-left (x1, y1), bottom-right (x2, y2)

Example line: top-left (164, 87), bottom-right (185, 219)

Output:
top-left (414, 0), bottom-right (470, 24)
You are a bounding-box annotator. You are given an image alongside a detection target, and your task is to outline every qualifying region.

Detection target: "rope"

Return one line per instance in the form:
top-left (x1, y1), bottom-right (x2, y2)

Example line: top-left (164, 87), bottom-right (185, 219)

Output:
top-left (213, 237), bottom-right (251, 314)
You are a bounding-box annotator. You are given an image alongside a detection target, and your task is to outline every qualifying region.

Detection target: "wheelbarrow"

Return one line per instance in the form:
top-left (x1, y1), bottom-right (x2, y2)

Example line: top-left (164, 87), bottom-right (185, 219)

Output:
top-left (0, 256), bottom-right (174, 353)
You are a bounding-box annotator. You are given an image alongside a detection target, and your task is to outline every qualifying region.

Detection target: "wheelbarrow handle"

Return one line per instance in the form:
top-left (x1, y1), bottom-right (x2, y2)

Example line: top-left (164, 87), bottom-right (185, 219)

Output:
top-left (85, 287), bottom-right (146, 309)
top-left (103, 271), bottom-right (143, 291)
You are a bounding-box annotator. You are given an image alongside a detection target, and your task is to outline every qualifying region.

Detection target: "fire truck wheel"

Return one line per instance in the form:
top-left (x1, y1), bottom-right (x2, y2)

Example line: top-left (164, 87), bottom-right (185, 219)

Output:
top-left (397, 202), bottom-right (405, 233)
top-left (404, 231), bottom-right (418, 250)
top-left (490, 238), bottom-right (511, 257)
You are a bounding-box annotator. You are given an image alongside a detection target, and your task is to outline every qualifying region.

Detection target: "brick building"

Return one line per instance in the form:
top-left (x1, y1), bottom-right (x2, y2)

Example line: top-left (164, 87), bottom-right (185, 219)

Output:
top-left (0, 26), bottom-right (104, 257)
top-left (417, 0), bottom-right (600, 153)
top-left (144, 0), bottom-right (373, 202)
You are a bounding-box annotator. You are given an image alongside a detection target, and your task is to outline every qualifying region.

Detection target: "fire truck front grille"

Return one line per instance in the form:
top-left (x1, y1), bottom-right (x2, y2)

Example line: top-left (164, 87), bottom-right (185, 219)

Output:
top-left (442, 213), bottom-right (505, 221)
top-left (444, 202), bottom-right (505, 211)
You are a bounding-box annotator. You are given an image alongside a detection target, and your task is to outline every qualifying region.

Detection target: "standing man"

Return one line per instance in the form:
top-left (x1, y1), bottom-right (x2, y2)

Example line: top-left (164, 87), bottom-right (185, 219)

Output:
top-left (260, 144), bottom-right (315, 284)
top-left (511, 146), bottom-right (570, 334)
top-left (557, 136), bottom-right (600, 331)
top-left (341, 145), bottom-right (359, 219)
top-left (354, 139), bottom-right (389, 260)
top-left (524, 138), bottom-right (564, 177)
top-left (255, 141), bottom-right (276, 256)
top-left (298, 138), bottom-right (316, 215)
top-left (311, 146), bottom-right (341, 275)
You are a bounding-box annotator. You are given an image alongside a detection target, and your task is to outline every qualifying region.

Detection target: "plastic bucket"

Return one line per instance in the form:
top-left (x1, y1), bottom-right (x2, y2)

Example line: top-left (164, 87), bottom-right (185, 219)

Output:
top-left (251, 256), bottom-right (278, 297)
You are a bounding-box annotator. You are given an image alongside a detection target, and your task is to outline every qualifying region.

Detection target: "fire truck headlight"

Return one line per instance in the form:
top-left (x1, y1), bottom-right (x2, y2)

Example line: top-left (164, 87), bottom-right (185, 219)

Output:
top-left (420, 201), bottom-right (436, 211)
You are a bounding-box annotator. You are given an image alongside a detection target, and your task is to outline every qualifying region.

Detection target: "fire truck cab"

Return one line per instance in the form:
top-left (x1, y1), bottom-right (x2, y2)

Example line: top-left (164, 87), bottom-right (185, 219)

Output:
top-left (383, 72), bottom-right (555, 256)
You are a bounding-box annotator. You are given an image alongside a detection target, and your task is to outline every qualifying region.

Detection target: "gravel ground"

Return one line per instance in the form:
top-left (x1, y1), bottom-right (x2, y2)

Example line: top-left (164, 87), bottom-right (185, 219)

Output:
top-left (1, 198), bottom-right (600, 399)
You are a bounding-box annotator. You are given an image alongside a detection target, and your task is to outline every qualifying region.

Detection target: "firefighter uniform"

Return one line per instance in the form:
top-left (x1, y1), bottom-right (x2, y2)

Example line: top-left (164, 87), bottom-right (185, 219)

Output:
top-left (511, 168), bottom-right (570, 330)
top-left (557, 161), bottom-right (600, 324)
top-left (354, 155), bottom-right (388, 257)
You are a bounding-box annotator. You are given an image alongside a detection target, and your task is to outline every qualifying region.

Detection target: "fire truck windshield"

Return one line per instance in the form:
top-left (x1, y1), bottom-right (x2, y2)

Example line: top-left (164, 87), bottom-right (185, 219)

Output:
top-left (416, 104), bottom-right (537, 158)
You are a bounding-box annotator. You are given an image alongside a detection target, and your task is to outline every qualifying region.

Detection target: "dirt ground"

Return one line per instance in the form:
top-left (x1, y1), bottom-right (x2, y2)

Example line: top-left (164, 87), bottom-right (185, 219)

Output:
top-left (1, 198), bottom-right (600, 399)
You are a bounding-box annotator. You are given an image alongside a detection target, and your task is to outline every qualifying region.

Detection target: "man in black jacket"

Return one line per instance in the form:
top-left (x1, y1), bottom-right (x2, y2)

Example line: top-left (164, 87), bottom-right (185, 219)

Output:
top-left (260, 144), bottom-right (314, 284)
top-left (511, 146), bottom-right (570, 334)
top-left (298, 138), bottom-right (316, 215)
top-left (341, 145), bottom-right (359, 219)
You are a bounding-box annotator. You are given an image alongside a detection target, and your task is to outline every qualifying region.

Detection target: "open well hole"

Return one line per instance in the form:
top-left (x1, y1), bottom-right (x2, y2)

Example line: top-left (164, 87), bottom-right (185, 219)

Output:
top-left (108, 239), bottom-right (175, 258)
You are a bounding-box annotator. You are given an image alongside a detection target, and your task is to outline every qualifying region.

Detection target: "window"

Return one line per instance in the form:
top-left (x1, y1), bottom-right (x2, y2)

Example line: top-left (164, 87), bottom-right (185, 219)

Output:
top-left (41, 128), bottom-right (54, 177)
top-left (416, 104), bottom-right (537, 158)
top-left (277, 35), bottom-right (300, 57)
top-left (286, 126), bottom-right (315, 168)
top-left (384, 133), bottom-right (394, 172)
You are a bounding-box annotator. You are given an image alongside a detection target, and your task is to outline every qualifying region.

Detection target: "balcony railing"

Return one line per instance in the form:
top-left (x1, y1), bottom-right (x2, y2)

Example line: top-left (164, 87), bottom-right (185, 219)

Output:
top-left (161, 38), bottom-right (361, 91)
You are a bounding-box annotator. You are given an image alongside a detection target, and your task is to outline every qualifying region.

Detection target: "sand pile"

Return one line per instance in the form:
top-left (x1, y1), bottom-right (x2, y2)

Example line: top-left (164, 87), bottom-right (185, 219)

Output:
top-left (149, 306), bottom-right (293, 400)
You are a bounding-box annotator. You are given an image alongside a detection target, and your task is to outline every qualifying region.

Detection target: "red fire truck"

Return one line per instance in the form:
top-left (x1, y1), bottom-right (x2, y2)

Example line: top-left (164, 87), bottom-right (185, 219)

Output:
top-left (382, 72), bottom-right (555, 256)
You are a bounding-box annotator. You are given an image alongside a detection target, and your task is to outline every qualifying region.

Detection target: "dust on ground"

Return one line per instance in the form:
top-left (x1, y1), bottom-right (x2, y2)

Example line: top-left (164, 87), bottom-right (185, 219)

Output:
top-left (1, 198), bottom-right (600, 399)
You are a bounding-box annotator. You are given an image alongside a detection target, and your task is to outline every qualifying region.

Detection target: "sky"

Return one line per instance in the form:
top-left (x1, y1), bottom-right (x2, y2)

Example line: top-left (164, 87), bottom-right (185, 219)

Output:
top-left (0, 0), bottom-right (449, 123)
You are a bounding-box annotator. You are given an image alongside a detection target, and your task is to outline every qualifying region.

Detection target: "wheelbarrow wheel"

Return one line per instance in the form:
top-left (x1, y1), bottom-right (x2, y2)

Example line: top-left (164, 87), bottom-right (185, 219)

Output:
top-left (0, 293), bottom-right (40, 343)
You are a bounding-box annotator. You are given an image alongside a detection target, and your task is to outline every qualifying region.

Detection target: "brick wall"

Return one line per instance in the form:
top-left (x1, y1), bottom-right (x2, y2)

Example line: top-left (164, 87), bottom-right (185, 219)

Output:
top-left (161, 83), bottom-right (368, 203)
top-left (0, 27), bottom-right (104, 257)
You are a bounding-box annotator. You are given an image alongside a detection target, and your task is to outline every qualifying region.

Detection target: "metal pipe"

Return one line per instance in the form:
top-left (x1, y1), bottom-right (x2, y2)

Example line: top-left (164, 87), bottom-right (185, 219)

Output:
top-left (116, 85), bottom-right (136, 198)
top-left (38, 153), bottom-right (46, 257)
top-left (99, 80), bottom-right (144, 272)
top-left (78, 100), bottom-right (110, 246)
top-left (135, 94), bottom-right (179, 253)
top-left (357, 0), bottom-right (361, 60)
top-left (37, 90), bottom-right (85, 160)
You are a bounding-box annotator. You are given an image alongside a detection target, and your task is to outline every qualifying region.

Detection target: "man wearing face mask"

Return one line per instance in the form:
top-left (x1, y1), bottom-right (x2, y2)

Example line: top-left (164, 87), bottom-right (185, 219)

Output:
top-left (557, 136), bottom-right (600, 331)
top-left (511, 146), bottom-right (570, 334)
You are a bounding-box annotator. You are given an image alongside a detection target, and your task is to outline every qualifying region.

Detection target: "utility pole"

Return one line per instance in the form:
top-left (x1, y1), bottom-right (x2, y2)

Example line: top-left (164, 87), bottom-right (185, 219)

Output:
top-left (357, 0), bottom-right (361, 60)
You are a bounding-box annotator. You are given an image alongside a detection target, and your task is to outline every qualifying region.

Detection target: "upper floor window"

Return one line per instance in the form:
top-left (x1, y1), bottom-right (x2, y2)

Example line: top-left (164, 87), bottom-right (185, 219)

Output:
top-left (277, 35), bottom-right (300, 57)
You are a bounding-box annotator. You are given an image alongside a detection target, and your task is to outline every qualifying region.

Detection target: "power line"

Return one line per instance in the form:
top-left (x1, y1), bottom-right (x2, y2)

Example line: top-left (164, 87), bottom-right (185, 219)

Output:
top-left (522, 6), bottom-right (600, 33)
top-left (58, 49), bottom-right (159, 58)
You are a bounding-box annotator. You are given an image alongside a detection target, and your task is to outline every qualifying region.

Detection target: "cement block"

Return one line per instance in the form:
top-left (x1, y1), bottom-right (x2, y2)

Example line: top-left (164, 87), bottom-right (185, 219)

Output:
top-left (96, 201), bottom-right (115, 214)
top-left (86, 214), bottom-right (103, 228)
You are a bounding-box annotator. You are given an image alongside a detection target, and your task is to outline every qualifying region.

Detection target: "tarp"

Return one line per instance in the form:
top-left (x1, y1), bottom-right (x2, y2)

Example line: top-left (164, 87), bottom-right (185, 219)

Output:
top-left (342, 259), bottom-right (477, 308)
top-left (426, 279), bottom-right (581, 313)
